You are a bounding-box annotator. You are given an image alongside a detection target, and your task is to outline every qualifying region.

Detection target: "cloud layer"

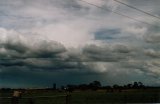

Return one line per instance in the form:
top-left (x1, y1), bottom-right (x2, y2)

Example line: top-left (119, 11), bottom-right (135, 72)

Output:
top-left (0, 0), bottom-right (160, 87)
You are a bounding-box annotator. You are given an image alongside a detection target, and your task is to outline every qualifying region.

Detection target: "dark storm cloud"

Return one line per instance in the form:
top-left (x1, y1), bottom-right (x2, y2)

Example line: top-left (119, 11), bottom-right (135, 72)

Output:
top-left (1, 0), bottom-right (160, 87)
top-left (130, 60), bottom-right (160, 79)
top-left (0, 35), bottom-right (66, 59)
top-left (82, 44), bottom-right (131, 62)
top-left (0, 31), bottom-right (132, 73)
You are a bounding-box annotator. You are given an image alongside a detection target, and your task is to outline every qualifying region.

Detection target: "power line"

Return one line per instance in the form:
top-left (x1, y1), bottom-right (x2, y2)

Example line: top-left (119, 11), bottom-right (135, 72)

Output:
top-left (77, 0), bottom-right (156, 27)
top-left (113, 0), bottom-right (160, 20)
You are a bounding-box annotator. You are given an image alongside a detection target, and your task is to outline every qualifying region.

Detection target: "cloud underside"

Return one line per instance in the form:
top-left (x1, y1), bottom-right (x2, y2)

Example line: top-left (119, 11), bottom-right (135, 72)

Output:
top-left (0, 0), bottom-right (160, 86)
top-left (0, 26), bottom-right (160, 79)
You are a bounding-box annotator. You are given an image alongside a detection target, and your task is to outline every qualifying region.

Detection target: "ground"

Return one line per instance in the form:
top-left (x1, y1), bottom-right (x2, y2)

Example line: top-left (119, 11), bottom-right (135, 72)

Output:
top-left (0, 88), bottom-right (160, 104)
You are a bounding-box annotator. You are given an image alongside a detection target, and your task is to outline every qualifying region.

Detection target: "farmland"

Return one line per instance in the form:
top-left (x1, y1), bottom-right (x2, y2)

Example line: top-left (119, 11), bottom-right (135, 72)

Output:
top-left (0, 88), bottom-right (160, 104)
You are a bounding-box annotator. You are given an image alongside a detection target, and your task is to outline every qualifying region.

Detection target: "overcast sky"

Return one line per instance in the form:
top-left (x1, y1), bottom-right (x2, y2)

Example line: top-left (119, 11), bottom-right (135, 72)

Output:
top-left (0, 0), bottom-right (160, 88)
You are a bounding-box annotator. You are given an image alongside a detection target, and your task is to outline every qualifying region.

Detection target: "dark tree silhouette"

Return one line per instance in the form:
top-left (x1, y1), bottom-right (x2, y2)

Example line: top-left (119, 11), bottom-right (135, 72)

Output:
top-left (89, 81), bottom-right (101, 90)
top-left (78, 84), bottom-right (88, 90)
top-left (127, 83), bottom-right (133, 89)
top-left (138, 82), bottom-right (145, 88)
top-left (113, 84), bottom-right (119, 89)
top-left (133, 82), bottom-right (138, 88)
top-left (92, 81), bottom-right (101, 88)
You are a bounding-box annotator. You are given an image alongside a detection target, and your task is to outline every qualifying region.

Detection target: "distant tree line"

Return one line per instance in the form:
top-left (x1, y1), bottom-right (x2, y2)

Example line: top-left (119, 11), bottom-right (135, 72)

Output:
top-left (64, 81), bottom-right (102, 92)
top-left (0, 81), bottom-right (152, 92)
top-left (60, 81), bottom-right (146, 92)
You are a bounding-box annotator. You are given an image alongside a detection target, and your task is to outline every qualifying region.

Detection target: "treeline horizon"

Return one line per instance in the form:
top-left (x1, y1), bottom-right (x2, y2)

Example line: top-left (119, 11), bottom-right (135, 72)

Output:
top-left (1, 81), bottom-right (160, 91)
top-left (61, 81), bottom-right (148, 92)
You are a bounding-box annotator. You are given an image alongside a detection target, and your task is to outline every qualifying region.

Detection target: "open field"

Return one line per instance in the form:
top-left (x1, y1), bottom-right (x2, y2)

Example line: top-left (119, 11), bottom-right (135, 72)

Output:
top-left (0, 88), bottom-right (160, 104)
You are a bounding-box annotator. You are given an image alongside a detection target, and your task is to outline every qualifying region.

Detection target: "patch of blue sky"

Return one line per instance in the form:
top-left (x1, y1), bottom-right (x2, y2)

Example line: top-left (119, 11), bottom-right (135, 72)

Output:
top-left (94, 29), bottom-right (121, 41)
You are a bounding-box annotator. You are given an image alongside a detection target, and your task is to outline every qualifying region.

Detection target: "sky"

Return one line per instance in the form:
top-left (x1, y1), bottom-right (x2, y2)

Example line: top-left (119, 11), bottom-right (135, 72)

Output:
top-left (0, 0), bottom-right (160, 88)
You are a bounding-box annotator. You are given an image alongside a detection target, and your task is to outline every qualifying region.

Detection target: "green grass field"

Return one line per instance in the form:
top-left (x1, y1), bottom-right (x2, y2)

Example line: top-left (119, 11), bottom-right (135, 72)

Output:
top-left (0, 89), bottom-right (160, 104)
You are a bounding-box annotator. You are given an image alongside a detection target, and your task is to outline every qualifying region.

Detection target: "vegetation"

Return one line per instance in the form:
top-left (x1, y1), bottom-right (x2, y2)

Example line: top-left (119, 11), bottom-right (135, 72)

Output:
top-left (0, 81), bottom-right (160, 104)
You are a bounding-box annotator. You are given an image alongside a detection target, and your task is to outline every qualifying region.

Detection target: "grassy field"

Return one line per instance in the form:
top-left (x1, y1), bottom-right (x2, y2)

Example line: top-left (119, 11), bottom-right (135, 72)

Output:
top-left (0, 89), bottom-right (160, 104)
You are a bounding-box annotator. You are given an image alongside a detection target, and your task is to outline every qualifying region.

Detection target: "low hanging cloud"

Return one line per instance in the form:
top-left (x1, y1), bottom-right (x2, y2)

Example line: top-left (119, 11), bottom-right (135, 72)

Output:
top-left (0, 28), bottom-right (66, 59)
top-left (0, 27), bottom-right (131, 74)
top-left (1, 0), bottom-right (160, 87)
top-left (0, 27), bottom-right (160, 79)
top-left (82, 44), bottom-right (131, 62)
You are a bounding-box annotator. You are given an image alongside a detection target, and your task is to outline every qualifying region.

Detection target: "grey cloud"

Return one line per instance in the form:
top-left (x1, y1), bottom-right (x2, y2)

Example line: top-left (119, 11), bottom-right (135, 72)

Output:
top-left (0, 28), bottom-right (66, 59)
top-left (0, 32), bottom-right (133, 74)
top-left (82, 44), bottom-right (131, 62)
top-left (144, 49), bottom-right (160, 58)
top-left (1, 0), bottom-right (160, 86)
top-left (118, 59), bottom-right (160, 78)
top-left (144, 24), bottom-right (160, 43)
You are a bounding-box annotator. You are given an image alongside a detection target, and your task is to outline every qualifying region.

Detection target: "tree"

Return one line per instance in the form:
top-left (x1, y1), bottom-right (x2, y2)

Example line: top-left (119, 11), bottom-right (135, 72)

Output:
top-left (78, 84), bottom-right (88, 90)
top-left (138, 82), bottom-right (145, 88)
top-left (93, 81), bottom-right (101, 88)
top-left (133, 82), bottom-right (138, 88)
top-left (89, 81), bottom-right (101, 90)
top-left (126, 83), bottom-right (132, 89)
top-left (113, 84), bottom-right (119, 89)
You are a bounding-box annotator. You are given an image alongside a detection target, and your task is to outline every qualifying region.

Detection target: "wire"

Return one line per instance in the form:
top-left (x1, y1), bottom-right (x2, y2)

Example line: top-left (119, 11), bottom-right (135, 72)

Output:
top-left (113, 0), bottom-right (160, 20)
top-left (77, 0), bottom-right (156, 27)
